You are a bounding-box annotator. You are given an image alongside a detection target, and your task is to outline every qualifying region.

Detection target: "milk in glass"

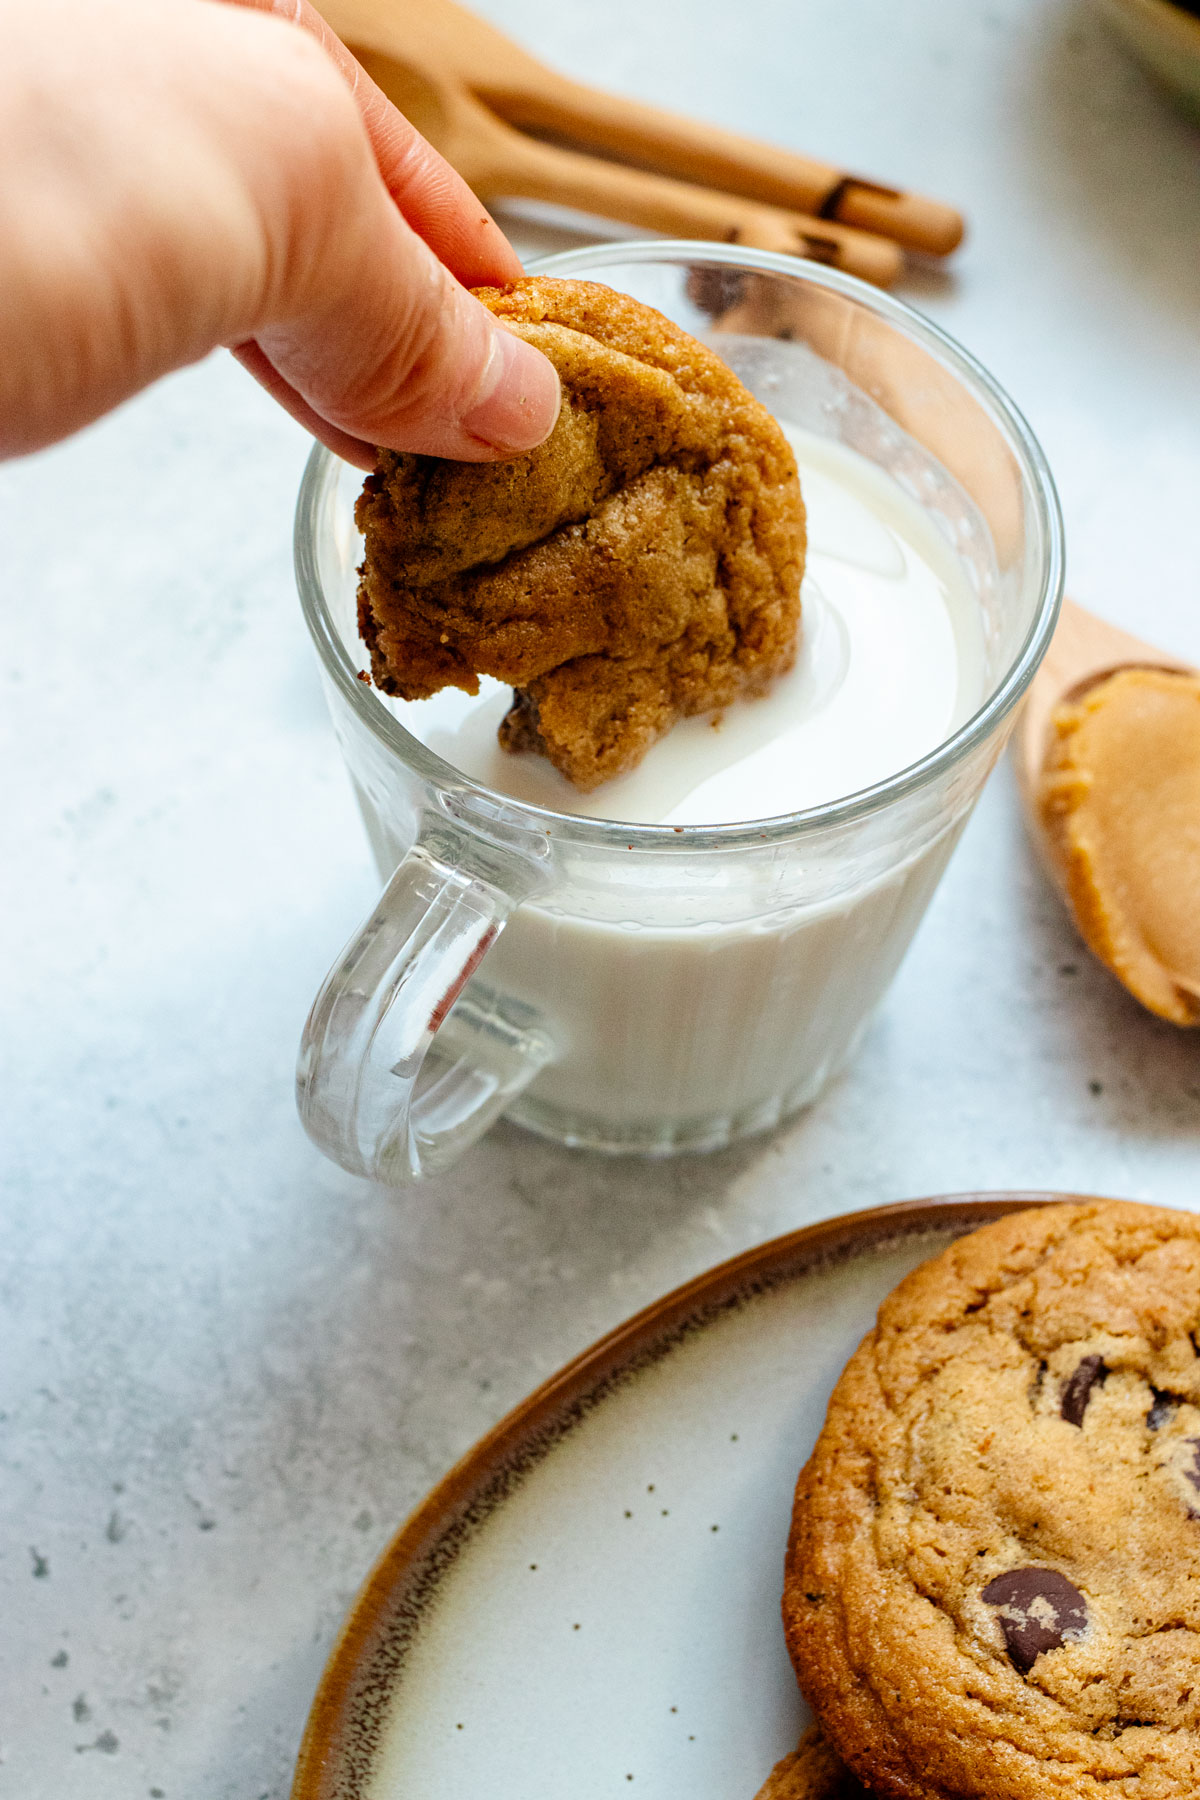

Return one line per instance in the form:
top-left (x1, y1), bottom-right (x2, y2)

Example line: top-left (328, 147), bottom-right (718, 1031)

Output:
top-left (369, 429), bottom-right (985, 1147)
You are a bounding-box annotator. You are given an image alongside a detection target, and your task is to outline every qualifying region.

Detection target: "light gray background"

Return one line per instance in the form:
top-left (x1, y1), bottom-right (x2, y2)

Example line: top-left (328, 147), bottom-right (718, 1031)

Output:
top-left (2, 0), bottom-right (1199, 1794)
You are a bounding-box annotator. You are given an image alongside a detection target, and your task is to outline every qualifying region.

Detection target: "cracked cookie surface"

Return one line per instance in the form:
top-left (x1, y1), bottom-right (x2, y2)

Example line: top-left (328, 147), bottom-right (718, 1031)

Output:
top-left (784, 1200), bottom-right (1200, 1800)
top-left (754, 1724), bottom-right (870, 1798)
top-left (356, 276), bottom-right (805, 791)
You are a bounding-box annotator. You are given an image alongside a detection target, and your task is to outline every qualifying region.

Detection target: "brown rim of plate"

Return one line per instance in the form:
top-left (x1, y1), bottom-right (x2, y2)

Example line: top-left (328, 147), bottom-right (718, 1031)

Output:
top-left (290, 1189), bottom-right (1111, 1799)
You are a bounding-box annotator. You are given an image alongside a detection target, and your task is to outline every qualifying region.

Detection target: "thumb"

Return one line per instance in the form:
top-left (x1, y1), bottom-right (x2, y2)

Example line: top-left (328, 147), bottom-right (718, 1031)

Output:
top-left (244, 166), bottom-right (560, 463)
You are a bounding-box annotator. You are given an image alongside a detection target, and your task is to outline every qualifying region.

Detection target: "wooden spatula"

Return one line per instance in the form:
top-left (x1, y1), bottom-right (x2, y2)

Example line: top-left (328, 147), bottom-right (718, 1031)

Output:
top-left (350, 41), bottom-right (903, 285)
top-left (317, 0), bottom-right (962, 261)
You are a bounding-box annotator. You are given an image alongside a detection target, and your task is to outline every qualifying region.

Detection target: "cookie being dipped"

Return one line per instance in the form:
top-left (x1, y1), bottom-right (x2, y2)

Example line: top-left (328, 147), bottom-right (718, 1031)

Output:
top-left (356, 276), bottom-right (806, 791)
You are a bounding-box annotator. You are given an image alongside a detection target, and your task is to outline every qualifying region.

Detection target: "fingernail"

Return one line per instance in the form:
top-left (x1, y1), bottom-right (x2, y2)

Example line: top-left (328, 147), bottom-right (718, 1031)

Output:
top-left (460, 327), bottom-right (561, 453)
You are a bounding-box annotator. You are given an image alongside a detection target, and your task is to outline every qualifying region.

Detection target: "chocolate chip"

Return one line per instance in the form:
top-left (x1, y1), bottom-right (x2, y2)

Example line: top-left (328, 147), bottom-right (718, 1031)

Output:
top-left (982, 1568), bottom-right (1088, 1674)
top-left (1061, 1354), bottom-right (1106, 1426)
top-left (1148, 1391), bottom-right (1176, 1430)
top-left (1169, 1438), bottom-right (1200, 1520)
top-left (1185, 1439), bottom-right (1200, 1496)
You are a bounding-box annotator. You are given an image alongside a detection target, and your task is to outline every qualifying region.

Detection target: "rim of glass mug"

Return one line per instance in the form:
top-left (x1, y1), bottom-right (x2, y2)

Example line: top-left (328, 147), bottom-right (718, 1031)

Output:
top-left (294, 240), bottom-right (1065, 853)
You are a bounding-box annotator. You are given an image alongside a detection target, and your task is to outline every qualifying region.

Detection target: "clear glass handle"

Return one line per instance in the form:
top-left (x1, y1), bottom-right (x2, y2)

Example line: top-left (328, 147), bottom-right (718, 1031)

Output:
top-left (296, 843), bottom-right (554, 1183)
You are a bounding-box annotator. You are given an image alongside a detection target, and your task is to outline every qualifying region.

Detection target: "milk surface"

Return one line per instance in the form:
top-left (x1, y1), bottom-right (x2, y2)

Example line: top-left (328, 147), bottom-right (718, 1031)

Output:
top-left (389, 429), bottom-right (984, 825)
top-left (359, 429), bottom-right (989, 1149)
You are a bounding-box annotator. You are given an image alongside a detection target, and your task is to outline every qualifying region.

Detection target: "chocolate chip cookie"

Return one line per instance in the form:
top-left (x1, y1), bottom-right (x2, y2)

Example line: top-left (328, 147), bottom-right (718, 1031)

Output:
top-left (784, 1200), bottom-right (1200, 1800)
top-left (754, 1725), bottom-right (870, 1798)
top-left (356, 276), bottom-right (805, 791)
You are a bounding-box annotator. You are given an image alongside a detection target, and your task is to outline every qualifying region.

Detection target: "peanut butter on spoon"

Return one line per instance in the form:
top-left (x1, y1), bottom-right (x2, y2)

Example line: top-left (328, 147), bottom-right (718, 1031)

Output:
top-left (1016, 600), bottom-right (1200, 1025)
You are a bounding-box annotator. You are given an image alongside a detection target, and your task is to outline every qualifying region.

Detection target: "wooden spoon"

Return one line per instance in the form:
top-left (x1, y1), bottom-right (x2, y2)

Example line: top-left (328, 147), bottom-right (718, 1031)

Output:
top-left (318, 0), bottom-right (960, 257)
top-left (320, 0), bottom-right (963, 254)
top-left (1014, 599), bottom-right (1191, 808)
top-left (352, 43), bottom-right (903, 285)
top-left (1016, 598), bottom-right (1200, 1025)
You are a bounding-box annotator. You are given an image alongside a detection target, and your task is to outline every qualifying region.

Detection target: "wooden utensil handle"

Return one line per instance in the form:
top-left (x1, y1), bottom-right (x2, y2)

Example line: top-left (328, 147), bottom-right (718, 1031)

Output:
top-left (477, 134), bottom-right (903, 287)
top-left (480, 75), bottom-right (963, 258)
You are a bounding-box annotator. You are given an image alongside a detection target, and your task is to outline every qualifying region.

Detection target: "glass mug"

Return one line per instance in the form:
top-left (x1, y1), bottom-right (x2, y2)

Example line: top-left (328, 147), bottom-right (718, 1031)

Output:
top-left (294, 242), bottom-right (1063, 1183)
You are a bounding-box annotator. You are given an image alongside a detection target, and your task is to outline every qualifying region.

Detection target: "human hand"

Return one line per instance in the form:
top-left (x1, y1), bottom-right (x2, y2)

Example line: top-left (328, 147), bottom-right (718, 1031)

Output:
top-left (0, 0), bottom-right (560, 467)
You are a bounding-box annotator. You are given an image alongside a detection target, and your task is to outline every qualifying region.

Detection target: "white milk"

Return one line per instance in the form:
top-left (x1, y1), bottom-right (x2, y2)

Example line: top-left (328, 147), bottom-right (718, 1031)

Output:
top-left (375, 429), bottom-right (986, 1149)
top-left (398, 431), bottom-right (984, 824)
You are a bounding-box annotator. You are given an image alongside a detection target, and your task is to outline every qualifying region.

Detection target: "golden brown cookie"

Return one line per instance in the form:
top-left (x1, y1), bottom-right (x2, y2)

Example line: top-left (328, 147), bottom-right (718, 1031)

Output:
top-left (356, 276), bottom-right (805, 790)
top-left (784, 1200), bottom-right (1200, 1800)
top-left (753, 1724), bottom-right (871, 1798)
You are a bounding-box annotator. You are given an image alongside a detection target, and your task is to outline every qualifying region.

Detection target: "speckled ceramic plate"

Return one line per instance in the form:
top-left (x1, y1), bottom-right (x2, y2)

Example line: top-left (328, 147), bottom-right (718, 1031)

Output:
top-left (292, 1192), bottom-right (1095, 1800)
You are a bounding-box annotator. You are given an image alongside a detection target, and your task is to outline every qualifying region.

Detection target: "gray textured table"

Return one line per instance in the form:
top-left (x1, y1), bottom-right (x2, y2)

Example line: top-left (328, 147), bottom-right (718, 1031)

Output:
top-left (3, 0), bottom-right (1200, 1794)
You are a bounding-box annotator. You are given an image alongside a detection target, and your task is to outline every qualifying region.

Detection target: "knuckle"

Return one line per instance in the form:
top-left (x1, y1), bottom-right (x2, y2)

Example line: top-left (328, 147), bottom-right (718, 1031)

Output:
top-left (354, 280), bottom-right (491, 441)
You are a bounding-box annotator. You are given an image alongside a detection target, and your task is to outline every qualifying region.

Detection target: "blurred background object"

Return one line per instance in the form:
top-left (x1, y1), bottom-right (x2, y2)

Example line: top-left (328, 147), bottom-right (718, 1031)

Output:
top-left (318, 0), bottom-right (966, 283)
top-left (1092, 0), bottom-right (1200, 119)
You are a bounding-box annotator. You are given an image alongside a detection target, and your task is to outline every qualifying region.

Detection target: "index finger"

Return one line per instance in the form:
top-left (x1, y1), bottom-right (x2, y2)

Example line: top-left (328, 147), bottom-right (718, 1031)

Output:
top-left (220, 0), bottom-right (524, 288)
